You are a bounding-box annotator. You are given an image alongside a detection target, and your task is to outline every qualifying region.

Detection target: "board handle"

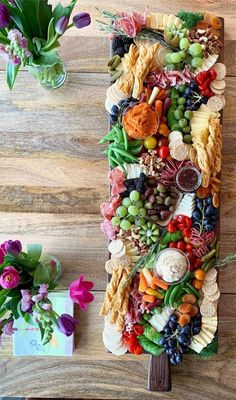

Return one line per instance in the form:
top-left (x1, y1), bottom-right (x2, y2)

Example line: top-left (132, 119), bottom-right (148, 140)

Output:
top-left (148, 353), bottom-right (171, 391)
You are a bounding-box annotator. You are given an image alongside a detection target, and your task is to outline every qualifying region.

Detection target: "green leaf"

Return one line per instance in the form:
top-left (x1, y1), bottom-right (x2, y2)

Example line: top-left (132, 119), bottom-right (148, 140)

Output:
top-left (137, 335), bottom-right (165, 356)
top-left (23, 311), bottom-right (37, 326)
top-left (4, 297), bottom-right (21, 319)
top-left (33, 37), bottom-right (46, 53)
top-left (6, 62), bottom-right (20, 90)
top-left (0, 32), bottom-right (9, 45)
top-left (33, 262), bottom-right (50, 287)
top-left (27, 244), bottom-right (42, 262)
top-left (53, 0), bottom-right (78, 23)
top-left (39, 254), bottom-right (62, 288)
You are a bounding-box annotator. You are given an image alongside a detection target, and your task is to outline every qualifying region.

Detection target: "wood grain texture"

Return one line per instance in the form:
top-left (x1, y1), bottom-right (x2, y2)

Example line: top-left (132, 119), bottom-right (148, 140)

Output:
top-left (1, 293), bottom-right (236, 399)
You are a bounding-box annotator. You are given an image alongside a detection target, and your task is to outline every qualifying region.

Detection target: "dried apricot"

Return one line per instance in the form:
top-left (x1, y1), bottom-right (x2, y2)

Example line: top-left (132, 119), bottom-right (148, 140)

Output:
top-left (211, 16), bottom-right (222, 30)
top-left (196, 21), bottom-right (210, 30)
top-left (204, 13), bottom-right (212, 25)
top-left (189, 305), bottom-right (199, 318)
top-left (182, 294), bottom-right (197, 305)
top-left (178, 313), bottom-right (191, 327)
top-left (178, 303), bottom-right (192, 314)
top-left (192, 279), bottom-right (203, 289)
top-left (174, 311), bottom-right (181, 321)
top-left (197, 186), bottom-right (210, 199)
top-left (194, 269), bottom-right (206, 281)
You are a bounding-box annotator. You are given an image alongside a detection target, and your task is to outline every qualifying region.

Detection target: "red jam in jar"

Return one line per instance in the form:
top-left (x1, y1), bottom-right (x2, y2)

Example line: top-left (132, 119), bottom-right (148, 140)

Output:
top-left (176, 166), bottom-right (202, 193)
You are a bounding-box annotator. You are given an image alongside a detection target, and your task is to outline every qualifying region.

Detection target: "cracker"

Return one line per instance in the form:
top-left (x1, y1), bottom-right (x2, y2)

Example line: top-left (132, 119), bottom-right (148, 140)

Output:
top-left (210, 79), bottom-right (226, 91)
top-left (207, 95), bottom-right (225, 112)
top-left (202, 281), bottom-right (218, 295)
top-left (204, 268), bottom-right (217, 282)
top-left (170, 143), bottom-right (189, 161)
top-left (205, 289), bottom-right (220, 302)
top-left (111, 255), bottom-right (131, 269)
top-left (213, 63), bottom-right (227, 80)
top-left (108, 239), bottom-right (124, 255)
top-left (200, 300), bottom-right (217, 317)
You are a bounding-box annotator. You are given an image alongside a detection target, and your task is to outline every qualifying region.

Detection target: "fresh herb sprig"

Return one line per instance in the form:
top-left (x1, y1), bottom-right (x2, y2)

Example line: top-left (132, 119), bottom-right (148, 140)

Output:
top-left (176, 11), bottom-right (204, 29)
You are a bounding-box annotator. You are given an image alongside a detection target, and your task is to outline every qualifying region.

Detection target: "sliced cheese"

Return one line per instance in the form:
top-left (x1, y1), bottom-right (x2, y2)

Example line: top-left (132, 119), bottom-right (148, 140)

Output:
top-left (194, 54), bottom-right (219, 74)
top-left (201, 329), bottom-right (215, 342)
top-left (189, 339), bottom-right (205, 353)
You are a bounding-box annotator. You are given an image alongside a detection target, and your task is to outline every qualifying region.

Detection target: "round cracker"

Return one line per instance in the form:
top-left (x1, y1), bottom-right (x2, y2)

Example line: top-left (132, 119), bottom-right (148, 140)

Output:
top-left (170, 143), bottom-right (189, 161)
top-left (169, 130), bottom-right (183, 144)
top-left (207, 95), bottom-right (225, 112)
top-left (204, 268), bottom-right (217, 282)
top-left (210, 86), bottom-right (225, 95)
top-left (105, 260), bottom-right (113, 274)
top-left (205, 289), bottom-right (220, 302)
top-left (200, 300), bottom-right (217, 317)
top-left (213, 63), bottom-right (227, 81)
top-left (210, 79), bottom-right (226, 91)
top-left (202, 281), bottom-right (218, 295)
top-left (111, 254), bottom-right (131, 268)
top-left (108, 239), bottom-right (124, 255)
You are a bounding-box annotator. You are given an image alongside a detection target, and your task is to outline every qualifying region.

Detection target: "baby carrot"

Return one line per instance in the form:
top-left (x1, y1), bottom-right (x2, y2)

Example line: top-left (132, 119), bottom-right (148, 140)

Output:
top-left (157, 88), bottom-right (165, 99)
top-left (155, 100), bottom-right (163, 119)
top-left (151, 276), bottom-right (169, 291)
top-left (158, 123), bottom-right (170, 136)
top-left (143, 294), bottom-right (156, 303)
top-left (138, 272), bottom-right (148, 292)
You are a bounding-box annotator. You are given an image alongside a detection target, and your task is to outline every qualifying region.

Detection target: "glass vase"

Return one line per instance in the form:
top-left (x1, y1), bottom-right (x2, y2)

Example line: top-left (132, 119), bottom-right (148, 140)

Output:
top-left (28, 63), bottom-right (67, 89)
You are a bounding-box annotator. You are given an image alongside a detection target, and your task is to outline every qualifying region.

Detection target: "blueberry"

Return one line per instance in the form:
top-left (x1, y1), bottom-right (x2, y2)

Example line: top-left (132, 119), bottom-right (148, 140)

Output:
top-left (196, 198), bottom-right (203, 207)
top-left (170, 354), bottom-right (177, 365)
top-left (189, 81), bottom-right (198, 90)
top-left (179, 343), bottom-right (189, 352)
top-left (168, 338), bottom-right (177, 348)
top-left (186, 98), bottom-right (193, 106)
top-left (181, 325), bottom-right (191, 336)
top-left (205, 205), bottom-right (216, 217)
top-left (178, 334), bottom-right (187, 344)
top-left (158, 337), bottom-right (165, 346)
top-left (109, 114), bottom-right (117, 125)
top-left (206, 197), bottom-right (213, 205)
top-left (110, 105), bottom-right (119, 116)
top-left (170, 314), bottom-right (177, 323)
top-left (184, 88), bottom-right (192, 97)
top-left (163, 325), bottom-right (172, 335)
top-left (164, 343), bottom-right (170, 350)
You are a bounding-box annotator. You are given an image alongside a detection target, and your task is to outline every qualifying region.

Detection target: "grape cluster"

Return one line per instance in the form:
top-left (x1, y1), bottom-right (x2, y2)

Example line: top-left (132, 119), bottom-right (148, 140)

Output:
top-left (165, 40), bottom-right (204, 71)
top-left (109, 105), bottom-right (119, 126)
top-left (192, 196), bottom-right (218, 231)
top-left (112, 36), bottom-right (133, 57)
top-left (110, 98), bottom-right (139, 127)
top-left (168, 87), bottom-right (193, 144)
top-left (112, 190), bottom-right (148, 231)
top-left (158, 313), bottom-right (202, 365)
top-left (183, 80), bottom-right (208, 111)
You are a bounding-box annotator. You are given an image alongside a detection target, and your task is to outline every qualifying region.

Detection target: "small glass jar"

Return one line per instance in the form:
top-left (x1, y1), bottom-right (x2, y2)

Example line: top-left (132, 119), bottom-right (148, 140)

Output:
top-left (176, 165), bottom-right (202, 193)
top-left (28, 63), bottom-right (67, 89)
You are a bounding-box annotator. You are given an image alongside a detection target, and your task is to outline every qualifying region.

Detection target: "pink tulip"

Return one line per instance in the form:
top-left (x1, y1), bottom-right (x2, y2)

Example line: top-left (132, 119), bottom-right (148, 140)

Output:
top-left (69, 274), bottom-right (94, 310)
top-left (0, 266), bottom-right (20, 289)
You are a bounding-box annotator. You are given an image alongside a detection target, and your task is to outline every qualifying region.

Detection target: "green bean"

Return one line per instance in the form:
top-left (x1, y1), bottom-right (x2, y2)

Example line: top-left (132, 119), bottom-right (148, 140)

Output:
top-left (113, 147), bottom-right (138, 162)
top-left (122, 128), bottom-right (128, 151)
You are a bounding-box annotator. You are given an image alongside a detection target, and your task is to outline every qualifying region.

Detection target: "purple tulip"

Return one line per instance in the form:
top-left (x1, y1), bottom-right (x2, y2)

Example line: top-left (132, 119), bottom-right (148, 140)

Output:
top-left (55, 16), bottom-right (69, 35)
top-left (3, 240), bottom-right (22, 256)
top-left (0, 3), bottom-right (10, 29)
top-left (73, 12), bottom-right (91, 29)
top-left (58, 314), bottom-right (77, 336)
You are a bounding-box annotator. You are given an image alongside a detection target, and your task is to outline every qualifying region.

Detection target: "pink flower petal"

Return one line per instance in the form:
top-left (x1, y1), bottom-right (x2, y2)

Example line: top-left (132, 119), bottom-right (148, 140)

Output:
top-left (82, 281), bottom-right (94, 290)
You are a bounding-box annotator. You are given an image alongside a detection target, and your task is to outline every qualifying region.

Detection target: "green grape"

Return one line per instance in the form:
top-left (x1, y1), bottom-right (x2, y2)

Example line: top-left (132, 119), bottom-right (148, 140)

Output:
top-left (182, 126), bottom-right (191, 134)
top-left (170, 52), bottom-right (182, 64)
top-left (135, 217), bottom-right (146, 227)
top-left (165, 53), bottom-right (173, 64)
top-left (116, 205), bottom-right (127, 218)
top-left (177, 97), bottom-right (186, 105)
top-left (128, 205), bottom-right (139, 216)
top-left (130, 190), bottom-right (140, 201)
top-left (138, 207), bottom-right (147, 217)
top-left (120, 220), bottom-right (131, 231)
top-left (178, 118), bottom-right (188, 129)
top-left (135, 200), bottom-right (143, 208)
top-left (122, 197), bottom-right (132, 208)
top-left (167, 63), bottom-right (175, 71)
top-left (179, 50), bottom-right (186, 59)
top-left (183, 134), bottom-right (192, 144)
top-left (184, 110), bottom-right (193, 120)
top-left (178, 104), bottom-right (185, 112)
top-left (178, 84), bottom-right (187, 93)
top-left (191, 57), bottom-right (203, 68)
top-left (128, 215), bottom-right (135, 223)
top-left (174, 109), bottom-right (184, 120)
top-left (171, 123), bottom-right (180, 131)
top-left (189, 43), bottom-right (202, 57)
top-left (179, 37), bottom-right (190, 51)
top-left (111, 216), bottom-right (121, 227)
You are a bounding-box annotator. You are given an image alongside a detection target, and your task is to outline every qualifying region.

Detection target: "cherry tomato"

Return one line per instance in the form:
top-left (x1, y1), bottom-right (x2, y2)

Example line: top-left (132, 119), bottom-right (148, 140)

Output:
top-left (169, 241), bottom-right (177, 248)
top-left (159, 145), bottom-right (169, 159)
top-left (184, 216), bottom-right (192, 228)
top-left (144, 136), bottom-right (158, 150)
top-left (133, 325), bottom-right (144, 336)
top-left (182, 228), bottom-right (191, 238)
top-left (167, 222), bottom-right (177, 233)
top-left (186, 251), bottom-right (196, 265)
top-left (157, 137), bottom-right (169, 147)
top-left (186, 243), bottom-right (193, 252)
top-left (195, 258), bottom-right (203, 268)
top-left (176, 240), bottom-right (186, 251)
top-left (175, 215), bottom-right (186, 223)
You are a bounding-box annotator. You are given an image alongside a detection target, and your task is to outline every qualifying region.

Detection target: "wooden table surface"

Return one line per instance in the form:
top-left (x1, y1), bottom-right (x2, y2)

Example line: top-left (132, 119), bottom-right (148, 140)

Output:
top-left (1, 1), bottom-right (236, 399)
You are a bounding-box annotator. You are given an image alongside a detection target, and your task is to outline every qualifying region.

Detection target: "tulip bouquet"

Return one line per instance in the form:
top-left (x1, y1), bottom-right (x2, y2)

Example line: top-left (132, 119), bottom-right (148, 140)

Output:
top-left (0, 239), bottom-right (94, 346)
top-left (0, 0), bottom-right (91, 89)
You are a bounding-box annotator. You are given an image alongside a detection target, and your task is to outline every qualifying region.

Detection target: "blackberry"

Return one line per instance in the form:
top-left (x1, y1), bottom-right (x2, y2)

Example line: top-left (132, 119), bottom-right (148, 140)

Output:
top-left (124, 43), bottom-right (130, 53)
top-left (111, 36), bottom-right (123, 53)
top-left (139, 173), bottom-right (147, 182)
top-left (136, 181), bottom-right (146, 193)
top-left (124, 178), bottom-right (135, 188)
top-left (121, 36), bottom-right (133, 46)
top-left (120, 190), bottom-right (130, 198)
top-left (113, 46), bottom-right (124, 57)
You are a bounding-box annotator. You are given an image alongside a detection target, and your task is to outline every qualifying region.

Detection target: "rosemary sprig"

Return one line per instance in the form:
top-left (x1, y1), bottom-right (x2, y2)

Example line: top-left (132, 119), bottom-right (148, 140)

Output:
top-left (137, 28), bottom-right (176, 50)
top-left (215, 253), bottom-right (236, 268)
